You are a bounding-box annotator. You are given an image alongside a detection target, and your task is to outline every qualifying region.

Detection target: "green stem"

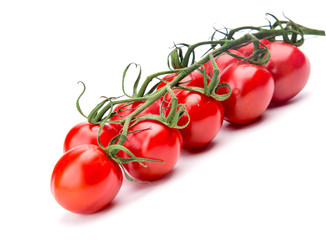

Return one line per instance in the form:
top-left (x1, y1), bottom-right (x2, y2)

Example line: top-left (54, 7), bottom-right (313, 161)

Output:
top-left (92, 97), bottom-right (147, 123)
top-left (165, 86), bottom-right (178, 124)
top-left (136, 69), bottom-right (181, 98)
top-left (207, 54), bottom-right (220, 94)
top-left (298, 25), bottom-right (325, 36)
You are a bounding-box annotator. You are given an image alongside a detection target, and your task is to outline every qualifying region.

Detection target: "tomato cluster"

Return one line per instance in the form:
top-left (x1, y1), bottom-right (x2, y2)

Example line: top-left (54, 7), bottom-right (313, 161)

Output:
top-left (50, 39), bottom-right (311, 214)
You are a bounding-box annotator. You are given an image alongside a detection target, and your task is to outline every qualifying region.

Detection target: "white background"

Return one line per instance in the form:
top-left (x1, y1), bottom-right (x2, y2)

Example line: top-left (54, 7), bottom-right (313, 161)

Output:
top-left (1, 1), bottom-right (325, 239)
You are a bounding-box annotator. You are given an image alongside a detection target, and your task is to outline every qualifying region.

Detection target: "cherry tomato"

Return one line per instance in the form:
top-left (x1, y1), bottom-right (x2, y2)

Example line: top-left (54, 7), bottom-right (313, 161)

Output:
top-left (265, 42), bottom-right (310, 103)
top-left (164, 89), bottom-right (224, 149)
top-left (202, 49), bottom-right (245, 77)
top-left (110, 101), bottom-right (161, 131)
top-left (120, 120), bottom-right (182, 181)
top-left (51, 144), bottom-right (123, 214)
top-left (160, 71), bottom-right (224, 149)
top-left (218, 62), bottom-right (274, 125)
top-left (236, 39), bottom-right (271, 57)
top-left (63, 122), bottom-right (119, 152)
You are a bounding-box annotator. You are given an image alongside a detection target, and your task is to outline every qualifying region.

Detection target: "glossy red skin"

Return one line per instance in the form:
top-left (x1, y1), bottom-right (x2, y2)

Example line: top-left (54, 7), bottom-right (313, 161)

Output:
top-left (110, 101), bottom-right (161, 131)
top-left (265, 42), bottom-right (310, 103)
top-left (202, 49), bottom-right (245, 77)
top-left (120, 120), bottom-right (182, 181)
top-left (237, 39), bottom-right (271, 57)
top-left (156, 71), bottom-right (203, 90)
top-left (218, 62), bottom-right (274, 125)
top-left (164, 90), bottom-right (224, 149)
top-left (63, 122), bottom-right (119, 152)
top-left (51, 144), bottom-right (123, 214)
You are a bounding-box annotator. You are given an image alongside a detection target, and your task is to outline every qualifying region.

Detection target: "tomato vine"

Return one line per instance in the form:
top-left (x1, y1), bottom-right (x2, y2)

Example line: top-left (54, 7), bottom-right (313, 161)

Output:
top-left (76, 14), bottom-right (324, 181)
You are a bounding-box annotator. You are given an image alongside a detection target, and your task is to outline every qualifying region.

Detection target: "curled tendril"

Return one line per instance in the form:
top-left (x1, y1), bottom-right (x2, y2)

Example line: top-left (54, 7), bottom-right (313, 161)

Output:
top-left (167, 43), bottom-right (195, 70)
top-left (107, 142), bottom-right (162, 183)
top-left (172, 104), bottom-right (191, 129)
top-left (76, 81), bottom-right (88, 118)
top-left (243, 34), bottom-right (271, 65)
top-left (266, 13), bottom-right (305, 46)
top-left (212, 83), bottom-right (232, 101)
top-left (122, 63), bottom-right (142, 98)
top-left (211, 26), bottom-right (231, 41)
top-left (167, 44), bottom-right (184, 70)
top-left (131, 93), bottom-right (191, 130)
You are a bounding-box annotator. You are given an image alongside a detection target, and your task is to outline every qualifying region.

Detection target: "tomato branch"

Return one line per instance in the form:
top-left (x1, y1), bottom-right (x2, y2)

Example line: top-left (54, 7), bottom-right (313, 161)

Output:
top-left (81, 14), bottom-right (325, 154)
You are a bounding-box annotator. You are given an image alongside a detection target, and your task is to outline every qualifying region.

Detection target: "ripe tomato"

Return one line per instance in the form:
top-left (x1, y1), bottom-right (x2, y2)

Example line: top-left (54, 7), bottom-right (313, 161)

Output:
top-left (236, 39), bottom-right (271, 57)
top-left (265, 42), bottom-right (310, 103)
top-left (110, 101), bottom-right (161, 131)
top-left (164, 90), bottom-right (224, 149)
top-left (51, 144), bottom-right (123, 214)
top-left (63, 122), bottom-right (119, 152)
top-left (202, 49), bottom-right (245, 77)
top-left (119, 120), bottom-right (182, 181)
top-left (218, 62), bottom-right (274, 125)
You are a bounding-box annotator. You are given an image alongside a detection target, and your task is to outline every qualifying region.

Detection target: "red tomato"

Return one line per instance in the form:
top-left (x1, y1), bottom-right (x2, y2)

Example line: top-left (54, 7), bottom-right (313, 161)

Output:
top-left (202, 49), bottom-right (245, 77)
top-left (237, 39), bottom-right (271, 57)
top-left (63, 122), bottom-right (119, 152)
top-left (156, 71), bottom-right (203, 90)
top-left (110, 101), bottom-right (161, 131)
top-left (51, 144), bottom-right (123, 214)
top-left (164, 90), bottom-right (224, 149)
top-left (265, 42), bottom-right (310, 103)
top-left (218, 62), bottom-right (274, 125)
top-left (120, 120), bottom-right (182, 181)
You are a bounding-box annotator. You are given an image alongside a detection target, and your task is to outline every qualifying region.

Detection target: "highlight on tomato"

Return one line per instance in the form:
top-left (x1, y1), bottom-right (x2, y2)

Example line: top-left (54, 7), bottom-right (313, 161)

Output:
top-left (265, 41), bottom-right (310, 103)
top-left (51, 144), bottom-right (123, 214)
top-left (63, 122), bottom-right (119, 152)
top-left (119, 120), bottom-right (182, 181)
top-left (217, 62), bottom-right (274, 125)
